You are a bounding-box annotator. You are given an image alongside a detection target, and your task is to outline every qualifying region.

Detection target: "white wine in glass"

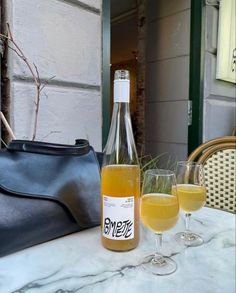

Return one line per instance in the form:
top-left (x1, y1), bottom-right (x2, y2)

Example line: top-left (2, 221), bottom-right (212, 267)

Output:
top-left (140, 169), bottom-right (179, 275)
top-left (175, 161), bottom-right (206, 247)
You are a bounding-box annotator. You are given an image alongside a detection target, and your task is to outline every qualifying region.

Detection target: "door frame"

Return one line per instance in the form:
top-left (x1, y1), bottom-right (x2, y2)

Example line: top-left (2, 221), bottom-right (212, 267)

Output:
top-left (102, 0), bottom-right (110, 148)
top-left (188, 0), bottom-right (205, 155)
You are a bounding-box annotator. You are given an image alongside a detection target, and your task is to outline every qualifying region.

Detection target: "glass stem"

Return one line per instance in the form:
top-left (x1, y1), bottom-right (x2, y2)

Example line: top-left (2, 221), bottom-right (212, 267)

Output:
top-left (154, 233), bottom-right (165, 263)
top-left (185, 213), bottom-right (191, 233)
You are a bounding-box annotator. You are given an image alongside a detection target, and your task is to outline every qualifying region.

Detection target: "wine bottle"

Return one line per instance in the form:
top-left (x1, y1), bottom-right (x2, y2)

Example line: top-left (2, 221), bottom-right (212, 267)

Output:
top-left (101, 69), bottom-right (140, 251)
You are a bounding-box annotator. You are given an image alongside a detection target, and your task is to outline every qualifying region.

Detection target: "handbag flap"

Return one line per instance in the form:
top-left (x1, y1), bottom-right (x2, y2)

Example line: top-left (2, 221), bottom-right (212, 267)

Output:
top-left (0, 140), bottom-right (101, 228)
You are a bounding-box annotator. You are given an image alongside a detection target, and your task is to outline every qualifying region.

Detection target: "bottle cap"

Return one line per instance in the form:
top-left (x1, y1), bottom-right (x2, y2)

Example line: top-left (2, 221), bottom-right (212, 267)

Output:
top-left (114, 70), bottom-right (129, 80)
top-left (114, 70), bottom-right (130, 103)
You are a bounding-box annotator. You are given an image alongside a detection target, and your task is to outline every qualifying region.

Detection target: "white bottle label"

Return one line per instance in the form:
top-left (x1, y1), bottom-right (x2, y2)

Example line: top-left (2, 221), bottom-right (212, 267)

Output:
top-left (102, 195), bottom-right (134, 240)
top-left (114, 80), bottom-right (130, 103)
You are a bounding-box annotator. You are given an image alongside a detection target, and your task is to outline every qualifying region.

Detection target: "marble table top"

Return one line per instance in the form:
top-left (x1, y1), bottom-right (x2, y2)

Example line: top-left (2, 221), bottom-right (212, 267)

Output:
top-left (0, 207), bottom-right (235, 293)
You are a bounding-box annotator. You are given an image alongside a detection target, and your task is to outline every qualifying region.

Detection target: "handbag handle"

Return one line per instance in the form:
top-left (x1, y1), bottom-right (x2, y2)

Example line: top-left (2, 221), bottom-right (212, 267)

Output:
top-left (7, 139), bottom-right (90, 155)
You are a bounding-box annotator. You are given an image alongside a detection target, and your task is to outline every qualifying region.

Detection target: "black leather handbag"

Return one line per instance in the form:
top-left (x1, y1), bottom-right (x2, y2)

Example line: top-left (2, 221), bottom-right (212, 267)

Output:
top-left (0, 139), bottom-right (101, 257)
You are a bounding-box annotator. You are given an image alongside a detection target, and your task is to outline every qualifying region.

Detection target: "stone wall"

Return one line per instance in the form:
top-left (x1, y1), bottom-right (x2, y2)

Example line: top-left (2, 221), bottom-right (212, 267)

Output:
top-left (3, 0), bottom-right (102, 150)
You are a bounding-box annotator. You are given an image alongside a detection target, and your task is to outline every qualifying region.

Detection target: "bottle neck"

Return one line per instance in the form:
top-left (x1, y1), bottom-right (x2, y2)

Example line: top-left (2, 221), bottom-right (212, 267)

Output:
top-left (113, 102), bottom-right (130, 116)
top-left (103, 102), bottom-right (138, 165)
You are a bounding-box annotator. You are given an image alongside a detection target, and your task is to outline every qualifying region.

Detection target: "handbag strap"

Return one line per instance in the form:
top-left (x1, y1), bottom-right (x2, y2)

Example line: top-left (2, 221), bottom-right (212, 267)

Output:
top-left (7, 139), bottom-right (90, 155)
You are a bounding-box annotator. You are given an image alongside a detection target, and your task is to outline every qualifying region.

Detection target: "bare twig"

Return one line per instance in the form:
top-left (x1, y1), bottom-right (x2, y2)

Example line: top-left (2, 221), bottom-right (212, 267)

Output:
top-left (41, 130), bottom-right (61, 140)
top-left (40, 75), bottom-right (56, 93)
top-left (5, 24), bottom-right (39, 87)
top-left (0, 138), bottom-right (7, 148)
top-left (7, 45), bottom-right (24, 59)
top-left (32, 90), bottom-right (40, 141)
top-left (0, 111), bottom-right (16, 139)
top-left (33, 63), bottom-right (41, 84)
top-left (0, 23), bottom-right (55, 141)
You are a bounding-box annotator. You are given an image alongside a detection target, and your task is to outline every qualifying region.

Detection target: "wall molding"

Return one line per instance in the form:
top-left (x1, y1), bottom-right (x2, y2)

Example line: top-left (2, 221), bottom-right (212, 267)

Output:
top-left (57, 0), bottom-right (100, 15)
top-left (13, 75), bottom-right (100, 92)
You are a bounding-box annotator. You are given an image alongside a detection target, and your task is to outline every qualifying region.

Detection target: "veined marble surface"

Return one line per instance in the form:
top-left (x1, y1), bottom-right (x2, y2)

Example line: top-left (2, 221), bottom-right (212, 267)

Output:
top-left (0, 207), bottom-right (235, 293)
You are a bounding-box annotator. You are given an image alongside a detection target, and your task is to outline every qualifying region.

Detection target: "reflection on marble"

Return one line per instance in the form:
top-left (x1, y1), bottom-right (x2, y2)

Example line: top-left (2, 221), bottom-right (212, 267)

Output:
top-left (0, 207), bottom-right (235, 293)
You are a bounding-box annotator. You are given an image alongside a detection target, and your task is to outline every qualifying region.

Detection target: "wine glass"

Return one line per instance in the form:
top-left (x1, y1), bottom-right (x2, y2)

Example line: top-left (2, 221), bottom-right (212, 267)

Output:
top-left (175, 161), bottom-right (206, 247)
top-left (140, 169), bottom-right (179, 275)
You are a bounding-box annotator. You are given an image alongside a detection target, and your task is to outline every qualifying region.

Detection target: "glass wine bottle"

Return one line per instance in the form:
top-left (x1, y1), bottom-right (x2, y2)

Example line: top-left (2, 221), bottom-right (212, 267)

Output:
top-left (101, 69), bottom-right (140, 251)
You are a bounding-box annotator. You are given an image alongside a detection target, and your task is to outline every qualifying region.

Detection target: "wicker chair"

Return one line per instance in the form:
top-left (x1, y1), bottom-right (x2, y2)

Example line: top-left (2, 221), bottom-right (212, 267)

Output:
top-left (188, 136), bottom-right (236, 213)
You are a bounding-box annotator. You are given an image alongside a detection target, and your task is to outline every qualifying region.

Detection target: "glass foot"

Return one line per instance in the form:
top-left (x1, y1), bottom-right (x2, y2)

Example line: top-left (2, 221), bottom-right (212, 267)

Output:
top-left (142, 255), bottom-right (177, 275)
top-left (175, 231), bottom-right (204, 247)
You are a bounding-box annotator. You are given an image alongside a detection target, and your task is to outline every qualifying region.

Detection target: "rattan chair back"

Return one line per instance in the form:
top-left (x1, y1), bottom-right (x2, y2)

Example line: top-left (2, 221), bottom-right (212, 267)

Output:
top-left (188, 136), bottom-right (236, 213)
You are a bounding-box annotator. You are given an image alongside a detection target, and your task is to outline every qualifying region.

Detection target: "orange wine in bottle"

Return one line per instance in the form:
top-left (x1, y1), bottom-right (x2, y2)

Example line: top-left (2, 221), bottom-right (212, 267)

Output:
top-left (101, 70), bottom-right (140, 251)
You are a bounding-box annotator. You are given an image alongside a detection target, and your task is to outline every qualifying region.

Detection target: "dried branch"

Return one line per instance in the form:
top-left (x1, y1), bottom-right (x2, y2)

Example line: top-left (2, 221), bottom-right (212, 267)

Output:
top-left (41, 130), bottom-right (61, 140)
top-left (5, 24), bottom-right (39, 87)
top-left (33, 63), bottom-right (40, 81)
top-left (0, 23), bottom-right (55, 141)
top-left (32, 89), bottom-right (40, 141)
top-left (39, 75), bottom-right (56, 93)
top-left (0, 138), bottom-right (7, 148)
top-left (0, 111), bottom-right (16, 140)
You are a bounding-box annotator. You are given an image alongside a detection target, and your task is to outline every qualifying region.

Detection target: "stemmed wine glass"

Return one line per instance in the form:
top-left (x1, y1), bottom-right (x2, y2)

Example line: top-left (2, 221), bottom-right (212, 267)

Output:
top-left (175, 161), bottom-right (206, 247)
top-left (140, 169), bottom-right (179, 275)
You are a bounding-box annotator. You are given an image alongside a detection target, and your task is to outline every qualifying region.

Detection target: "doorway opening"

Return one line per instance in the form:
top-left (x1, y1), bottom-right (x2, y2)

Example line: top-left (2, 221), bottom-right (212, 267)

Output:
top-left (111, 0), bottom-right (145, 154)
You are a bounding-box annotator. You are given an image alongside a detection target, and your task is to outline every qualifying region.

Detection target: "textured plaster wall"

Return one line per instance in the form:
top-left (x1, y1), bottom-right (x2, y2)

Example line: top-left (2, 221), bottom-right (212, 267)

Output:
top-left (5, 0), bottom-right (102, 151)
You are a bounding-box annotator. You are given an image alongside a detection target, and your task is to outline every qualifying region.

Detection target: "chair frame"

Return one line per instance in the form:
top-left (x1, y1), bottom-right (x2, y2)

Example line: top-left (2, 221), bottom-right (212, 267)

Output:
top-left (188, 136), bottom-right (236, 162)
